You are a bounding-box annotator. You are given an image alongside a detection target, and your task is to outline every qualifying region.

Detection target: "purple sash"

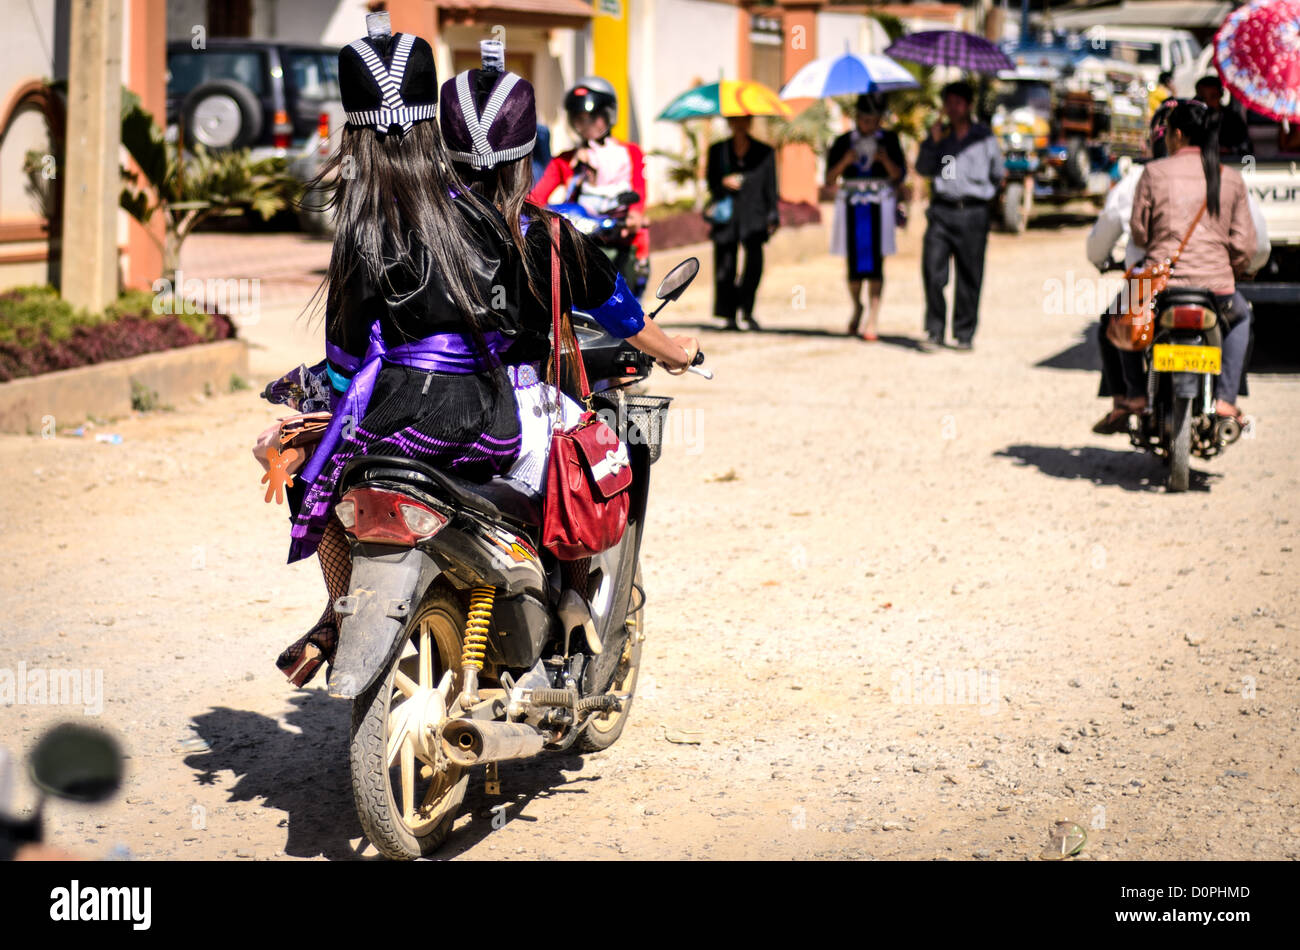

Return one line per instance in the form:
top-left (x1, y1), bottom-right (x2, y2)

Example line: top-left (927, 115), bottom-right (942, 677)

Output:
top-left (288, 320), bottom-right (505, 561)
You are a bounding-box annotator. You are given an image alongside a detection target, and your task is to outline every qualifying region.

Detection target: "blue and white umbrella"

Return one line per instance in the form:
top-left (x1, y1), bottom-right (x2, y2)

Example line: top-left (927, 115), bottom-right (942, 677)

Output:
top-left (779, 52), bottom-right (919, 99)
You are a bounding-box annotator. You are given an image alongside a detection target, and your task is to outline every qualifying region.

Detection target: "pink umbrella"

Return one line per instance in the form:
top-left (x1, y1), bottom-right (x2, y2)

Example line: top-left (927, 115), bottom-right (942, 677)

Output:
top-left (1214, 0), bottom-right (1300, 122)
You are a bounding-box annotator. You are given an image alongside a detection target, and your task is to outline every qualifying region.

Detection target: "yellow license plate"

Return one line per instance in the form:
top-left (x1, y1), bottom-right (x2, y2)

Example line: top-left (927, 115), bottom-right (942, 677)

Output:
top-left (1152, 344), bottom-right (1221, 374)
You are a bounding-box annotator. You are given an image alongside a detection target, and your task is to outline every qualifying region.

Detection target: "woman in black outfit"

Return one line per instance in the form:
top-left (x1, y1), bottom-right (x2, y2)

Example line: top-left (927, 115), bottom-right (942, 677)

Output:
top-left (705, 115), bottom-right (780, 331)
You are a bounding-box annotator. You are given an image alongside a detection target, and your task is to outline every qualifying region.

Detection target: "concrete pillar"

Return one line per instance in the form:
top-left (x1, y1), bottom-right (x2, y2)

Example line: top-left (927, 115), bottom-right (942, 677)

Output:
top-left (61, 0), bottom-right (124, 312)
top-left (386, 0), bottom-right (438, 42)
top-left (124, 0), bottom-right (166, 291)
top-left (779, 3), bottom-right (818, 206)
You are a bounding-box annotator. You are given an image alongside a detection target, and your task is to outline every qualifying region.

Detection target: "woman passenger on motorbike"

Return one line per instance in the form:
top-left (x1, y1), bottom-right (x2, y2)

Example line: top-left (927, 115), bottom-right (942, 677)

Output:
top-left (438, 42), bottom-right (699, 495)
top-left (1129, 100), bottom-right (1257, 425)
top-left (1089, 100), bottom-right (1268, 434)
top-left (437, 44), bottom-right (699, 641)
top-left (274, 26), bottom-right (530, 685)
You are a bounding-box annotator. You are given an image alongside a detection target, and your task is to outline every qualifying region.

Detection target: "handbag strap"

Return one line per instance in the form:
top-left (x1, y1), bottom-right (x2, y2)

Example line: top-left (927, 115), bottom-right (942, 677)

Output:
top-left (550, 216), bottom-right (591, 404)
top-left (1170, 200), bottom-right (1207, 268)
top-left (1125, 198), bottom-right (1208, 279)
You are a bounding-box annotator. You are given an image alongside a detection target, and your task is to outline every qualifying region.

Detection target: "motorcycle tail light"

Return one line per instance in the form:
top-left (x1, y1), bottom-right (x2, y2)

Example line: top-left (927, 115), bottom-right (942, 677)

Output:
top-left (399, 503), bottom-right (445, 537)
top-left (339, 488), bottom-right (448, 545)
top-left (317, 111), bottom-right (330, 155)
top-left (1161, 305), bottom-right (1216, 330)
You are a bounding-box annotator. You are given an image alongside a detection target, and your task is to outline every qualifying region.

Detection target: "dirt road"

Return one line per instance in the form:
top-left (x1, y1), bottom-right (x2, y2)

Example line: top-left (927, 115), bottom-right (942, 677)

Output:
top-left (2, 217), bottom-right (1297, 860)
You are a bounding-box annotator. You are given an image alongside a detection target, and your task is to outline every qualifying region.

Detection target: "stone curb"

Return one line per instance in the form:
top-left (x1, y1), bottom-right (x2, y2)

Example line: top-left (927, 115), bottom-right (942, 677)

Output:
top-left (0, 339), bottom-right (250, 434)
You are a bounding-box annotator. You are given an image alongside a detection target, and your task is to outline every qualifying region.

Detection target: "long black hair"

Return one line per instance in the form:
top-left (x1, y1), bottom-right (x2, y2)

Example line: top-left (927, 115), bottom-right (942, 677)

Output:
top-left (305, 119), bottom-right (507, 354)
top-left (463, 158), bottom-right (589, 307)
top-left (461, 156), bottom-right (592, 392)
top-left (1167, 101), bottom-right (1222, 216)
top-left (451, 68), bottom-right (589, 311)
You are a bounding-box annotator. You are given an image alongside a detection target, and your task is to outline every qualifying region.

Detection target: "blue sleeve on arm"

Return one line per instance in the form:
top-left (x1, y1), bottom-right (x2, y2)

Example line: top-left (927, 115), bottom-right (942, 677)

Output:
top-left (587, 272), bottom-right (645, 338)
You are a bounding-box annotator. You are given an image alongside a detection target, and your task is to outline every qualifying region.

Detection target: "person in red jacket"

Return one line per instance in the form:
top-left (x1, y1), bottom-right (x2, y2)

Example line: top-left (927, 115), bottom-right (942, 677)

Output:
top-left (528, 77), bottom-right (649, 295)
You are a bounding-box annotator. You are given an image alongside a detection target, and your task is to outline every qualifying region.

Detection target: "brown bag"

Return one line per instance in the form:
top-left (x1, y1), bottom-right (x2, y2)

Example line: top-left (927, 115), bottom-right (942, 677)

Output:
top-left (252, 412), bottom-right (332, 504)
top-left (1107, 201), bottom-right (1206, 352)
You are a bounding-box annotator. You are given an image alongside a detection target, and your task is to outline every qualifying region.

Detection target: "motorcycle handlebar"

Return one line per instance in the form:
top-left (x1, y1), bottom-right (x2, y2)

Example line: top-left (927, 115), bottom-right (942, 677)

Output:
top-left (686, 349), bottom-right (711, 379)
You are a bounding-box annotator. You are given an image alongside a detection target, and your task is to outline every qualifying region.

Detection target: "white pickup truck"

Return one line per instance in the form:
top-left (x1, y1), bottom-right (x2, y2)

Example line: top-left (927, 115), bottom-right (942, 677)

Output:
top-left (1240, 113), bottom-right (1300, 308)
top-left (1175, 47), bottom-right (1299, 310)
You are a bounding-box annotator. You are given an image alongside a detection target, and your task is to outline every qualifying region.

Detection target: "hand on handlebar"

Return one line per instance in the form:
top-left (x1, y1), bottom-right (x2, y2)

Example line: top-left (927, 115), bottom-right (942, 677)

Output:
top-left (662, 335), bottom-right (699, 375)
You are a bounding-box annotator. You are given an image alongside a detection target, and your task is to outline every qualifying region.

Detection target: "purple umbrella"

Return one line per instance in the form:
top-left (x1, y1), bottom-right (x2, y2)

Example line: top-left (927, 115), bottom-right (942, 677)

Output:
top-left (885, 30), bottom-right (1014, 75)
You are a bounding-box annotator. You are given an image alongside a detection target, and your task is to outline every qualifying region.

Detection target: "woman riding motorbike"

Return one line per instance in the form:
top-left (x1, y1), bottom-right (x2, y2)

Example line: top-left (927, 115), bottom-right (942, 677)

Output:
top-left (1128, 101), bottom-right (1258, 426)
top-left (438, 41), bottom-right (698, 635)
top-left (1089, 99), bottom-right (1265, 434)
top-left (272, 24), bottom-right (532, 684)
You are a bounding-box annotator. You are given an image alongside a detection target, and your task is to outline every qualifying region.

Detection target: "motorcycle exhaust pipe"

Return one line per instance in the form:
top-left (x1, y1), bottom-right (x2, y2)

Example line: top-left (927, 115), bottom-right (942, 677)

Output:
top-left (441, 720), bottom-right (545, 767)
top-left (1214, 416), bottom-right (1242, 446)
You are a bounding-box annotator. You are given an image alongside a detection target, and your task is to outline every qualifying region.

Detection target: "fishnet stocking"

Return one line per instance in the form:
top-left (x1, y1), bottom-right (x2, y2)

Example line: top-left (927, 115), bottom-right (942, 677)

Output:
top-left (562, 557), bottom-right (592, 599)
top-left (316, 517), bottom-right (352, 629)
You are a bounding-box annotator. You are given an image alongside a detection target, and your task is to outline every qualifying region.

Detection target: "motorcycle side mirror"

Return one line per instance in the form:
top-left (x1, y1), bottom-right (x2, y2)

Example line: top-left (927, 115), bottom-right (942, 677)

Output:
top-left (646, 258), bottom-right (700, 321)
top-left (655, 257), bottom-right (700, 303)
top-left (616, 190), bottom-right (642, 207)
top-left (28, 723), bottom-right (123, 804)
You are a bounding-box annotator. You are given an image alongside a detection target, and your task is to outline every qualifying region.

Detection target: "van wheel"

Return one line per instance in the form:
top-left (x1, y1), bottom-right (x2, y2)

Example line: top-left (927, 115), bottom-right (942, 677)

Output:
top-left (182, 81), bottom-right (263, 150)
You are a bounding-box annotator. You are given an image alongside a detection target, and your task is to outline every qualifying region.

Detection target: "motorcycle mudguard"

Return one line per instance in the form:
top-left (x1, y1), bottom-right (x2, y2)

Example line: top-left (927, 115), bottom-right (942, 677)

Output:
top-left (328, 545), bottom-right (438, 700)
top-left (1172, 372), bottom-right (1202, 399)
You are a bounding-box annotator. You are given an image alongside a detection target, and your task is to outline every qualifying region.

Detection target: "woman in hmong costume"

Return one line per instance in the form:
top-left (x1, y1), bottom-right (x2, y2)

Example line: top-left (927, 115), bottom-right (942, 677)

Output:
top-left (276, 27), bottom-right (696, 684)
top-left (437, 40), bottom-right (699, 639)
top-left (826, 94), bottom-right (907, 341)
top-left (274, 21), bottom-right (524, 684)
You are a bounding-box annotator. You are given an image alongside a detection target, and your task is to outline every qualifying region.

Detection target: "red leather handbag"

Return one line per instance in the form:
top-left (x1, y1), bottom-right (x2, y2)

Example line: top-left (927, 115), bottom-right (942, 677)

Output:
top-left (542, 217), bottom-right (632, 560)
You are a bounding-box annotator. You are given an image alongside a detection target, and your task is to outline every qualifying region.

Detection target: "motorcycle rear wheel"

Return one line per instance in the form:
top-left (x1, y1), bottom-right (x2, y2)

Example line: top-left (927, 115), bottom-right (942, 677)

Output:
top-left (350, 592), bottom-right (468, 859)
top-left (1168, 396), bottom-right (1192, 492)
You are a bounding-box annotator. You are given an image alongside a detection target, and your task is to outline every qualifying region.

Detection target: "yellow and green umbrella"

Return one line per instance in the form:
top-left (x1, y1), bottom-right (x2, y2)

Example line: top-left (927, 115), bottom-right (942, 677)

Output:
top-left (657, 79), bottom-right (793, 121)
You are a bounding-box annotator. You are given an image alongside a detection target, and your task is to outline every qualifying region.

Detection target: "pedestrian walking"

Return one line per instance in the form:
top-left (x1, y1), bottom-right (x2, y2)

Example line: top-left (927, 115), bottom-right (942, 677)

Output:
top-left (915, 81), bottom-right (1003, 351)
top-left (705, 115), bottom-right (780, 331)
top-left (826, 93), bottom-right (907, 341)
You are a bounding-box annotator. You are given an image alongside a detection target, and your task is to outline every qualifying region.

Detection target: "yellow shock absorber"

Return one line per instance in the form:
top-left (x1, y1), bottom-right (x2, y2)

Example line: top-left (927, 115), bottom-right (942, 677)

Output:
top-left (459, 587), bottom-right (495, 708)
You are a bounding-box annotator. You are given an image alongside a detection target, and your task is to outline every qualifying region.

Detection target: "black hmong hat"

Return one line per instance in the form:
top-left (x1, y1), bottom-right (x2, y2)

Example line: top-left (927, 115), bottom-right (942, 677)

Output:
top-left (340, 14), bottom-right (438, 136)
top-left (439, 40), bottom-right (537, 170)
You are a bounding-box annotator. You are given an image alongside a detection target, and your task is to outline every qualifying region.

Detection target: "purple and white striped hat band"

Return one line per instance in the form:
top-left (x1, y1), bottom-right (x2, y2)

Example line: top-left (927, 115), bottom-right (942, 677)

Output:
top-left (340, 30), bottom-right (440, 135)
top-left (440, 69), bottom-right (538, 170)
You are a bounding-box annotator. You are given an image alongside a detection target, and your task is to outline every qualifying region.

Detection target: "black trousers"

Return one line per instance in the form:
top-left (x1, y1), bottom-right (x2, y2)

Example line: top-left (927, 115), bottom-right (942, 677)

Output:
top-left (713, 236), bottom-right (765, 321)
top-left (922, 202), bottom-right (990, 343)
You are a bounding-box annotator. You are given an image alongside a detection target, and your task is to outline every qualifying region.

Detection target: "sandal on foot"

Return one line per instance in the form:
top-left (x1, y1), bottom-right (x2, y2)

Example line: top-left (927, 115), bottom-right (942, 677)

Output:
top-left (1092, 408), bottom-right (1132, 435)
top-left (848, 304), bottom-right (864, 336)
top-left (276, 620), bottom-right (339, 687)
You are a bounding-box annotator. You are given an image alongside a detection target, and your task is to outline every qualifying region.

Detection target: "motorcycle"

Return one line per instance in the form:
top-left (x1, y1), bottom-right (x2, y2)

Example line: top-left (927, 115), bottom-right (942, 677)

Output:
top-left (1128, 287), bottom-right (1244, 492)
top-left (548, 167), bottom-right (648, 298)
top-left (0, 723), bottom-right (122, 860)
top-left (326, 258), bottom-right (706, 859)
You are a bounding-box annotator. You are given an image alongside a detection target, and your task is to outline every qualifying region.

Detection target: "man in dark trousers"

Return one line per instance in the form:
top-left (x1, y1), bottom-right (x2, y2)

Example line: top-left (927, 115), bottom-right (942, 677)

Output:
top-left (915, 81), bottom-right (1004, 351)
